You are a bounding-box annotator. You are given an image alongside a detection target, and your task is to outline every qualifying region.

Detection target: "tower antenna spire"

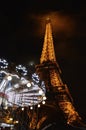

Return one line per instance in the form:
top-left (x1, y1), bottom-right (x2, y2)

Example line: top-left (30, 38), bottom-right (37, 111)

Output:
top-left (40, 18), bottom-right (56, 64)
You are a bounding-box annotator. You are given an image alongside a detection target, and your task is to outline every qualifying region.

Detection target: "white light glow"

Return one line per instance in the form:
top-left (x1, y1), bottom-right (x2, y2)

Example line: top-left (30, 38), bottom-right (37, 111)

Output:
top-left (21, 107), bottom-right (24, 111)
top-left (42, 101), bottom-right (45, 104)
top-left (0, 58), bottom-right (8, 69)
top-left (27, 82), bottom-right (31, 87)
top-left (15, 121), bottom-right (18, 124)
top-left (7, 75), bottom-right (12, 81)
top-left (10, 118), bottom-right (13, 121)
top-left (38, 104), bottom-right (40, 108)
top-left (43, 96), bottom-right (46, 100)
top-left (30, 106), bottom-right (33, 110)
top-left (16, 64), bottom-right (28, 76)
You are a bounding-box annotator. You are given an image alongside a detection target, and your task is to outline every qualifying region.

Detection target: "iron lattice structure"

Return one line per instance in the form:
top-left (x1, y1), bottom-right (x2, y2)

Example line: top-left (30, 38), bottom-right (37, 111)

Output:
top-left (0, 19), bottom-right (86, 130)
top-left (36, 18), bottom-right (86, 130)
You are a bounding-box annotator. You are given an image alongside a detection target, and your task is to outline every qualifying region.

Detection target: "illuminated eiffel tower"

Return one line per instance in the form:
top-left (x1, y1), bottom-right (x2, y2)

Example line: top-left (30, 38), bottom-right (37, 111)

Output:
top-left (36, 18), bottom-right (86, 130)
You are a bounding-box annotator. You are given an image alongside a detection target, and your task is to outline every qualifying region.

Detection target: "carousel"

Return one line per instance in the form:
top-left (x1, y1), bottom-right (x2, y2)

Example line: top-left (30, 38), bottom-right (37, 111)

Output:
top-left (0, 58), bottom-right (46, 130)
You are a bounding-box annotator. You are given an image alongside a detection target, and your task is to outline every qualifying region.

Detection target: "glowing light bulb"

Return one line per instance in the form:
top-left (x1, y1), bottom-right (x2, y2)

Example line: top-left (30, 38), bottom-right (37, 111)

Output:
top-left (10, 118), bottom-right (13, 121)
top-left (15, 121), bottom-right (19, 124)
top-left (7, 75), bottom-right (12, 81)
top-left (21, 107), bottom-right (24, 111)
top-left (30, 106), bottom-right (33, 110)
top-left (42, 101), bottom-right (45, 104)
top-left (27, 82), bottom-right (31, 87)
top-left (38, 104), bottom-right (40, 108)
top-left (43, 96), bottom-right (46, 100)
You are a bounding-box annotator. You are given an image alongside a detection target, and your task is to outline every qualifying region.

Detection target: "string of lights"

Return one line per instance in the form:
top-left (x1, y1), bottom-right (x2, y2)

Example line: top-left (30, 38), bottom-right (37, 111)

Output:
top-left (0, 58), bottom-right (46, 129)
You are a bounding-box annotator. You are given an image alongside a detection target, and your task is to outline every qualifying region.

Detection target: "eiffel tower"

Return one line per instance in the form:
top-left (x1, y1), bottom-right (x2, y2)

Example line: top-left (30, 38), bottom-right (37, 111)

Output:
top-left (35, 18), bottom-right (86, 130)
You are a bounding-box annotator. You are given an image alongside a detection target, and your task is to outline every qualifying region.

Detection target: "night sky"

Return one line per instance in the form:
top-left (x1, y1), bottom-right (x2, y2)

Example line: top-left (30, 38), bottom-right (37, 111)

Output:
top-left (0, 0), bottom-right (86, 121)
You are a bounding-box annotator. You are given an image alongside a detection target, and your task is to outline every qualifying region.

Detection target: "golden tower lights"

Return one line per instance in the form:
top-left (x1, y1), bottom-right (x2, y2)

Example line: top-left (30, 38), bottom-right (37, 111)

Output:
top-left (36, 18), bottom-right (86, 129)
